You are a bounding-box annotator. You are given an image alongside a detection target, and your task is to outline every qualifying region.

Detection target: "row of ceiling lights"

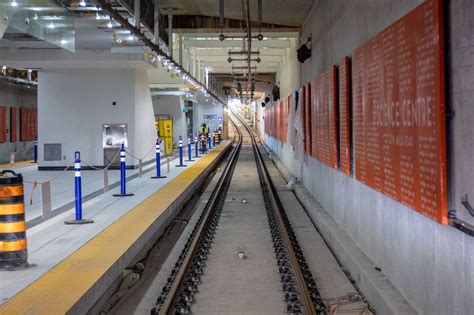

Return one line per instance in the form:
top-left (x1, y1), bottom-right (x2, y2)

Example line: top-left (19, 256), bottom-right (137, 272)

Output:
top-left (90, 1), bottom-right (214, 100)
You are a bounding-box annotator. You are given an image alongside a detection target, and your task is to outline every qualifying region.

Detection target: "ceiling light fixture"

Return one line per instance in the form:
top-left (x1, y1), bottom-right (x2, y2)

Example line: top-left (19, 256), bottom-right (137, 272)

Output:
top-left (79, 0), bottom-right (86, 7)
top-left (60, 39), bottom-right (67, 45)
top-left (11, 0), bottom-right (18, 7)
top-left (127, 35), bottom-right (134, 41)
top-left (48, 22), bottom-right (55, 29)
top-left (33, 13), bottom-right (39, 20)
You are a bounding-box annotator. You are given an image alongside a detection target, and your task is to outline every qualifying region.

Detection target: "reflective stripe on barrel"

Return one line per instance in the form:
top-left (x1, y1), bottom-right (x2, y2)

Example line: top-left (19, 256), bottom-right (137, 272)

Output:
top-left (0, 203), bottom-right (24, 215)
top-left (0, 239), bottom-right (26, 251)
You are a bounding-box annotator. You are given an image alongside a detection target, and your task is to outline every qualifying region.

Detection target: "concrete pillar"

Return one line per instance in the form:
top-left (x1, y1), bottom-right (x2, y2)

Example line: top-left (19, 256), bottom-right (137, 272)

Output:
top-left (134, 0), bottom-right (141, 28)
top-left (153, 0), bottom-right (160, 45)
top-left (179, 35), bottom-right (183, 65)
top-left (197, 60), bottom-right (201, 82)
top-left (185, 44), bottom-right (192, 72)
top-left (167, 8), bottom-right (173, 58)
top-left (37, 69), bottom-right (156, 167)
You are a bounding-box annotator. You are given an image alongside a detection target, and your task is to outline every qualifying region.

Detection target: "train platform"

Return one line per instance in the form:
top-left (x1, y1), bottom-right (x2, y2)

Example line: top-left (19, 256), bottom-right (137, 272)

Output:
top-left (0, 141), bottom-right (231, 313)
top-left (2, 155), bottom-right (178, 226)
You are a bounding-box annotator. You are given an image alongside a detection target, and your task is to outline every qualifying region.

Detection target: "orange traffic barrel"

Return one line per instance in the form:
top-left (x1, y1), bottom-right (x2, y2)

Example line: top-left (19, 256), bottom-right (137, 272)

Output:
top-left (0, 170), bottom-right (28, 270)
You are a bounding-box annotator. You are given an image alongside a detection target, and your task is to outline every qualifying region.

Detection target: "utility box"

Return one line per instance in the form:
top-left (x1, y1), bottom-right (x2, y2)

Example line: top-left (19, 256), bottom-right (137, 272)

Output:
top-left (156, 116), bottom-right (173, 156)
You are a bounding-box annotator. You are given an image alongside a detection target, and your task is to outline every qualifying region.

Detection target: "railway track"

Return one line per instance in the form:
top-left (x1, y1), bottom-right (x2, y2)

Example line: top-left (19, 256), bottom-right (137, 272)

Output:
top-left (151, 110), bottom-right (326, 314)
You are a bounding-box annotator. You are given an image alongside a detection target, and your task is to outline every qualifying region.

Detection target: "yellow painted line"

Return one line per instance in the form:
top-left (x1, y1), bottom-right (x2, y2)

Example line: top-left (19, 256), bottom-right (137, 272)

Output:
top-left (0, 141), bottom-right (231, 315)
top-left (0, 160), bottom-right (34, 168)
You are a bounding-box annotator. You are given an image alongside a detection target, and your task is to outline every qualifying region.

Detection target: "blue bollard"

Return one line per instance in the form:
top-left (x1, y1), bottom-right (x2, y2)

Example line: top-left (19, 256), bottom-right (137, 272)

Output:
top-left (65, 151), bottom-right (93, 224)
top-left (194, 134), bottom-right (200, 158)
top-left (201, 134), bottom-right (206, 154)
top-left (208, 134), bottom-right (212, 149)
top-left (113, 144), bottom-right (134, 197)
top-left (186, 138), bottom-right (194, 162)
top-left (176, 136), bottom-right (187, 167)
top-left (151, 140), bottom-right (166, 179)
top-left (33, 139), bottom-right (38, 163)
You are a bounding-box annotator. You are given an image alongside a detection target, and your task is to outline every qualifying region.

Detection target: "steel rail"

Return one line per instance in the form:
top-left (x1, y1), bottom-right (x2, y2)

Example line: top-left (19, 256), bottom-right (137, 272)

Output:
top-left (154, 118), bottom-right (243, 315)
top-left (230, 110), bottom-right (320, 314)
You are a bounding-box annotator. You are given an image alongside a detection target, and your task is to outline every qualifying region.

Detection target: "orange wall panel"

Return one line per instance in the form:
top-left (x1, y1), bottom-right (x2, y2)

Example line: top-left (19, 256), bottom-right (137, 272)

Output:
top-left (339, 57), bottom-right (351, 176)
top-left (311, 67), bottom-right (338, 168)
top-left (352, 0), bottom-right (447, 224)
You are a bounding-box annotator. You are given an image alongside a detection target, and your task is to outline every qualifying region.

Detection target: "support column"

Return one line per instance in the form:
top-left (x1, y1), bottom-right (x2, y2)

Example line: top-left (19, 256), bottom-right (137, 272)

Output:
top-left (197, 60), bottom-right (202, 83)
top-left (154, 0), bottom-right (160, 45)
top-left (134, 0), bottom-right (141, 28)
top-left (179, 35), bottom-right (183, 65)
top-left (167, 8), bottom-right (173, 58)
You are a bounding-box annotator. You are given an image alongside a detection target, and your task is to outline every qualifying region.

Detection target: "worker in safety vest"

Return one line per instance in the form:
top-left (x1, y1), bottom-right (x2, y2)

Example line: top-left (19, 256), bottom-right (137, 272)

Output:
top-left (199, 123), bottom-right (208, 151)
top-left (199, 123), bottom-right (208, 134)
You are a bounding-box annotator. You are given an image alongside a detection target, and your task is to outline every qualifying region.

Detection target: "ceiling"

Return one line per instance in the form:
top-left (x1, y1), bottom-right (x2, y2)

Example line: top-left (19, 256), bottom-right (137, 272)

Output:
top-left (158, 0), bottom-right (315, 27)
top-left (0, 0), bottom-right (306, 101)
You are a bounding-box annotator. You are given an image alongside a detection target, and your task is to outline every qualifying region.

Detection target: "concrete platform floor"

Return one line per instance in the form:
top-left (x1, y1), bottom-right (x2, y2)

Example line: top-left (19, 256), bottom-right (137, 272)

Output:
top-left (0, 148), bottom-right (213, 306)
top-left (1, 153), bottom-right (178, 225)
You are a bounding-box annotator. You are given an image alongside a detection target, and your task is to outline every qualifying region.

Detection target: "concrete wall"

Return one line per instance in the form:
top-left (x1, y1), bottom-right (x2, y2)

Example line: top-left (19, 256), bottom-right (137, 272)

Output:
top-left (194, 101), bottom-right (224, 135)
top-left (38, 69), bottom-right (156, 167)
top-left (265, 1), bottom-right (474, 314)
top-left (277, 37), bottom-right (301, 99)
top-left (151, 95), bottom-right (186, 145)
top-left (0, 81), bottom-right (36, 163)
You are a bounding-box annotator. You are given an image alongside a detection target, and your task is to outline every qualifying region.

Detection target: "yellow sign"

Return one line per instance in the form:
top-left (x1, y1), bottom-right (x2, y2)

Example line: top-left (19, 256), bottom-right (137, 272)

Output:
top-left (162, 119), bottom-right (173, 155)
top-left (156, 119), bottom-right (173, 155)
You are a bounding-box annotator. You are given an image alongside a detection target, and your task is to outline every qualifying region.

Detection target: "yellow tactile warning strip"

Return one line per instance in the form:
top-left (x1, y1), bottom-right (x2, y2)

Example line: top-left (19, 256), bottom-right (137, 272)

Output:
top-left (0, 141), bottom-right (231, 315)
top-left (0, 160), bottom-right (34, 168)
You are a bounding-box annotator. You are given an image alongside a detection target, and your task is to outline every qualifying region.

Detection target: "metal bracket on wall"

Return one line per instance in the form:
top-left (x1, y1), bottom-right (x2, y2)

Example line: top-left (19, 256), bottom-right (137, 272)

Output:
top-left (449, 218), bottom-right (474, 237)
top-left (461, 194), bottom-right (474, 217)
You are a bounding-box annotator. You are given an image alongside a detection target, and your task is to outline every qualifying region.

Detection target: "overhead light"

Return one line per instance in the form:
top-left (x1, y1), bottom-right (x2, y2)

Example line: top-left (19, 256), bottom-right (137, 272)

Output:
top-left (11, 0), bottom-right (18, 7)
top-left (48, 22), bottom-right (55, 29)
top-left (60, 39), bottom-right (67, 45)
top-left (27, 69), bottom-right (32, 73)
top-left (79, 1), bottom-right (86, 7)
top-left (127, 35), bottom-right (134, 41)
top-left (33, 13), bottom-right (39, 20)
